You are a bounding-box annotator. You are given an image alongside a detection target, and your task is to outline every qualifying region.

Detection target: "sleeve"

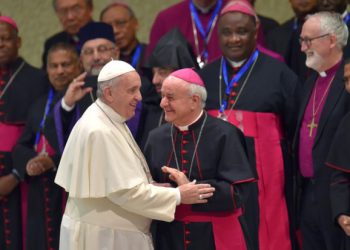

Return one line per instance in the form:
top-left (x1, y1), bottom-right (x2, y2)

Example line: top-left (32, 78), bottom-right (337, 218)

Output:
top-left (12, 106), bottom-right (38, 180)
top-left (107, 182), bottom-right (178, 222)
top-left (330, 170), bottom-right (350, 222)
top-left (193, 126), bottom-right (256, 212)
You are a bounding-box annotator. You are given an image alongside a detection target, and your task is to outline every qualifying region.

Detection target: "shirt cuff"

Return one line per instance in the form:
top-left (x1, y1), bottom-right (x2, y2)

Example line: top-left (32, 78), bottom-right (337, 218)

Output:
top-left (175, 187), bottom-right (181, 205)
top-left (61, 98), bottom-right (75, 112)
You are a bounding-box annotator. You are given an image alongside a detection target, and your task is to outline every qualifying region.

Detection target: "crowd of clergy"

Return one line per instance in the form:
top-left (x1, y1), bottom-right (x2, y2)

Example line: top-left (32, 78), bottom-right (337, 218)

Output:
top-left (2, 0), bottom-right (350, 249)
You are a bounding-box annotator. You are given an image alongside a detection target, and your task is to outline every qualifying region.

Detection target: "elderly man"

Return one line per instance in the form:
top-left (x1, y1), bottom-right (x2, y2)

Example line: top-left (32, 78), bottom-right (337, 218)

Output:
top-left (42, 0), bottom-right (93, 68)
top-left (144, 68), bottom-right (256, 250)
top-left (199, 1), bottom-right (301, 250)
top-left (55, 60), bottom-right (215, 250)
top-left (0, 16), bottom-right (48, 250)
top-left (148, 0), bottom-right (229, 68)
top-left (12, 42), bottom-right (81, 250)
top-left (294, 11), bottom-right (350, 250)
top-left (100, 1), bottom-right (147, 72)
top-left (326, 58), bottom-right (350, 250)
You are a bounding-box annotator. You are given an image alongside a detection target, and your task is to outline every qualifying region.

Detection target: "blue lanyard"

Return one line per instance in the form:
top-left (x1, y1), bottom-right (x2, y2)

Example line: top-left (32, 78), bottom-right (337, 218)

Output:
top-left (131, 44), bottom-right (142, 68)
top-left (34, 88), bottom-right (54, 149)
top-left (220, 50), bottom-right (259, 112)
top-left (293, 17), bottom-right (298, 31)
top-left (190, 0), bottom-right (222, 60)
top-left (344, 13), bottom-right (350, 24)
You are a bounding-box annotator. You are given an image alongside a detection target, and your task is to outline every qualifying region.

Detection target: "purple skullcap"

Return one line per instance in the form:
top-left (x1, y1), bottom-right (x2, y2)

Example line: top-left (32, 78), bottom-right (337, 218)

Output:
top-left (170, 68), bottom-right (205, 87)
top-left (220, 0), bottom-right (258, 21)
top-left (0, 16), bottom-right (18, 32)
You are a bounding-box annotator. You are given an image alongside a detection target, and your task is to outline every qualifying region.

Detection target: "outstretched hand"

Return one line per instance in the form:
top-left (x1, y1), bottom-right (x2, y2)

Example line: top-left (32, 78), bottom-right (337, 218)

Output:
top-left (178, 182), bottom-right (215, 204)
top-left (162, 166), bottom-right (190, 186)
top-left (63, 72), bottom-right (91, 107)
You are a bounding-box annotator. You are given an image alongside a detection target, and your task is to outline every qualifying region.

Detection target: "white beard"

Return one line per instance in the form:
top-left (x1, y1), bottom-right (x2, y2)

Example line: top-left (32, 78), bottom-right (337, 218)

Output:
top-left (305, 50), bottom-right (325, 72)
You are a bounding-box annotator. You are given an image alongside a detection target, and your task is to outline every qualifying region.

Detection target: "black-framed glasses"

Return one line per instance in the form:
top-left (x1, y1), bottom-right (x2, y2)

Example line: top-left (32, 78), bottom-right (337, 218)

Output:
top-left (299, 33), bottom-right (330, 47)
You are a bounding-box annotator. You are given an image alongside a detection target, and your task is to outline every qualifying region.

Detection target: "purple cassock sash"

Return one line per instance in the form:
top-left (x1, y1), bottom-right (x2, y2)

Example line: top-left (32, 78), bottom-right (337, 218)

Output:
top-left (208, 109), bottom-right (292, 250)
top-left (0, 123), bottom-right (24, 151)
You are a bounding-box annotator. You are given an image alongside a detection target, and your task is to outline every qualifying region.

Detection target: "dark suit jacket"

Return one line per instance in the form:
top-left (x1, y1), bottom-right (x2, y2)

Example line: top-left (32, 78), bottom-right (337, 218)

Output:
top-left (293, 61), bottom-right (350, 221)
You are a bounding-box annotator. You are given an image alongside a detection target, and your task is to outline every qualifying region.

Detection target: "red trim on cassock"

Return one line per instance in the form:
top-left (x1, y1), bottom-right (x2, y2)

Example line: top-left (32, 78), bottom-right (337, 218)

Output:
top-left (175, 204), bottom-right (247, 250)
top-left (326, 162), bottom-right (350, 173)
top-left (208, 109), bottom-right (292, 250)
top-left (0, 123), bottom-right (24, 151)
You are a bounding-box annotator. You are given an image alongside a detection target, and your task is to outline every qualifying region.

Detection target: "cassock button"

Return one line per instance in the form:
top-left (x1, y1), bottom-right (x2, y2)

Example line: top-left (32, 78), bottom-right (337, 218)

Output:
top-left (185, 240), bottom-right (191, 245)
top-left (230, 91), bottom-right (237, 96)
top-left (182, 131), bottom-right (189, 135)
top-left (185, 230), bottom-right (190, 235)
top-left (181, 150), bottom-right (188, 154)
top-left (229, 100), bottom-right (235, 105)
top-left (5, 229), bottom-right (10, 235)
top-left (233, 82), bottom-right (238, 87)
top-left (182, 159), bottom-right (188, 164)
top-left (182, 169), bottom-right (188, 174)
top-left (4, 219), bottom-right (10, 224)
top-left (5, 240), bottom-right (11, 245)
top-left (182, 140), bottom-right (189, 145)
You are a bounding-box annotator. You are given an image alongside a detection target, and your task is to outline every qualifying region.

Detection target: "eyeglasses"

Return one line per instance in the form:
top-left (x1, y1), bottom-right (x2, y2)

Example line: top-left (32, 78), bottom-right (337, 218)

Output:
top-left (81, 45), bottom-right (115, 56)
top-left (299, 33), bottom-right (330, 47)
top-left (110, 18), bottom-right (132, 29)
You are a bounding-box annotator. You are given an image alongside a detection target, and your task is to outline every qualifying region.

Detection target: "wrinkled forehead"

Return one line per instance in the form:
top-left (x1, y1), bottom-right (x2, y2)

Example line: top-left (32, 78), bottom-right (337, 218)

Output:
top-left (81, 38), bottom-right (115, 49)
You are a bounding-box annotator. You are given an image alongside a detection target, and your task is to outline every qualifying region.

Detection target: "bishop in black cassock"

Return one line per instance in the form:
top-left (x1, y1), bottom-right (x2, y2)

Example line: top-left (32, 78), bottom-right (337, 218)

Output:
top-left (0, 16), bottom-right (48, 250)
top-left (198, 2), bottom-right (301, 250)
top-left (144, 68), bottom-right (256, 250)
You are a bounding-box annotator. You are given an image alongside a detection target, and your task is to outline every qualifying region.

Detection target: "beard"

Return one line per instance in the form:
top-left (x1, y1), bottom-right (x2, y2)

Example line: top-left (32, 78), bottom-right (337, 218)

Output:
top-left (305, 50), bottom-right (325, 72)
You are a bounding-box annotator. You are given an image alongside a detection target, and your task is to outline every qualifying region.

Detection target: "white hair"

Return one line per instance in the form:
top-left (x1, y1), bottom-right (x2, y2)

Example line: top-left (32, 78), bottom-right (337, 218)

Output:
top-left (97, 77), bottom-right (120, 99)
top-left (187, 84), bottom-right (207, 108)
top-left (308, 11), bottom-right (349, 49)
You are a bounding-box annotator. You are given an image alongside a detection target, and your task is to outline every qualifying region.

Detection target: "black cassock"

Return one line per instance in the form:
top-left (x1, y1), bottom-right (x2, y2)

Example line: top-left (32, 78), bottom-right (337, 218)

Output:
top-left (198, 52), bottom-right (300, 250)
top-left (144, 113), bottom-right (256, 250)
top-left (0, 58), bottom-right (47, 250)
top-left (13, 90), bottom-right (66, 250)
top-left (326, 112), bottom-right (350, 250)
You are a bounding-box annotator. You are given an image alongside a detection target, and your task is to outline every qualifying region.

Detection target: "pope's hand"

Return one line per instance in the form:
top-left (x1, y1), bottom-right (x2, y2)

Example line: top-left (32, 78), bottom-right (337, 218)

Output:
top-left (178, 182), bottom-right (215, 204)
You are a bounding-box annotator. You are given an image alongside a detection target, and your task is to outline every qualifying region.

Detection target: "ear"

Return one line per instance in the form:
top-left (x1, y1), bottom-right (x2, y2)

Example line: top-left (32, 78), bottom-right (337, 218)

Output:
top-left (103, 86), bottom-right (113, 103)
top-left (16, 36), bottom-right (22, 49)
top-left (329, 34), bottom-right (337, 49)
top-left (191, 94), bottom-right (201, 110)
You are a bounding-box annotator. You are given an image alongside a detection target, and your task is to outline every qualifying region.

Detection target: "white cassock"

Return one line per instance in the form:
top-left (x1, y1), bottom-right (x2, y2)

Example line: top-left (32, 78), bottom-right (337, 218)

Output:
top-left (55, 99), bottom-right (178, 250)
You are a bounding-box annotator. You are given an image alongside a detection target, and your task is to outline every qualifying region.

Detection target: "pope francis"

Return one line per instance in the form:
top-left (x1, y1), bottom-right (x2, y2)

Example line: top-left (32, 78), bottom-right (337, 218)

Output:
top-left (55, 60), bottom-right (214, 250)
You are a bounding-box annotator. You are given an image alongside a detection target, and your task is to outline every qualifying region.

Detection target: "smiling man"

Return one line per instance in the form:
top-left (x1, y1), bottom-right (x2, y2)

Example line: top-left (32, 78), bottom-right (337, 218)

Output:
top-left (55, 60), bottom-right (215, 250)
top-left (198, 1), bottom-right (301, 250)
top-left (294, 11), bottom-right (350, 250)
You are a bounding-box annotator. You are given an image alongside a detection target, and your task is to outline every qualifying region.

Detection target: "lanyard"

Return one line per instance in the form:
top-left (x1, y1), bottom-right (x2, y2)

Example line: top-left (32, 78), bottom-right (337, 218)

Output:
top-left (220, 50), bottom-right (259, 112)
top-left (34, 88), bottom-right (54, 150)
top-left (131, 44), bottom-right (142, 68)
top-left (344, 13), bottom-right (350, 24)
top-left (189, 0), bottom-right (222, 62)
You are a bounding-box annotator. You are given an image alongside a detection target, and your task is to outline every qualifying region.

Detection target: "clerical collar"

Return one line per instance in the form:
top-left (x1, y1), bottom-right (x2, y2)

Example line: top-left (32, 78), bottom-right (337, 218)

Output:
top-left (226, 58), bottom-right (247, 68)
top-left (192, 0), bottom-right (217, 14)
top-left (96, 98), bottom-right (127, 123)
top-left (176, 110), bottom-right (204, 131)
top-left (318, 60), bottom-right (341, 78)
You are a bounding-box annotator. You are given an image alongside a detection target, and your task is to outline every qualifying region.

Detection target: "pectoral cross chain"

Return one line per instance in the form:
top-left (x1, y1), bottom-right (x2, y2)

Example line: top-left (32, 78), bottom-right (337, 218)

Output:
top-left (307, 117), bottom-right (318, 137)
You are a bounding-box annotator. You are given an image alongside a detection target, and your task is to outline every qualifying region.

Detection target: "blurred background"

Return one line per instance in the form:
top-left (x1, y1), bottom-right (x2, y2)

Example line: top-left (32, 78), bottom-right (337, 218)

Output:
top-left (1, 0), bottom-right (293, 67)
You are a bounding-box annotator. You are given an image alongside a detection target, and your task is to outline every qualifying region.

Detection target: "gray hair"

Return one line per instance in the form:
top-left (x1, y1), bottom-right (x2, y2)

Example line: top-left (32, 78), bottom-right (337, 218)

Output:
top-left (309, 11), bottom-right (349, 49)
top-left (187, 84), bottom-right (207, 108)
top-left (53, 0), bottom-right (93, 11)
top-left (96, 76), bottom-right (119, 99)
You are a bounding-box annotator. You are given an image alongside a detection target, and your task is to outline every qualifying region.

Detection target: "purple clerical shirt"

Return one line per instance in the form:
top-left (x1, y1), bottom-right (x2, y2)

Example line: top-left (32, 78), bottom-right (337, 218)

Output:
top-left (298, 62), bottom-right (340, 177)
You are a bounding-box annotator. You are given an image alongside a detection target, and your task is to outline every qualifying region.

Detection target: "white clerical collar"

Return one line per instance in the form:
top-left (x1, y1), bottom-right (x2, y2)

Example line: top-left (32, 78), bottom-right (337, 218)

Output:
top-left (96, 98), bottom-right (127, 123)
top-left (319, 71), bottom-right (327, 77)
top-left (176, 110), bottom-right (204, 131)
top-left (226, 58), bottom-right (247, 68)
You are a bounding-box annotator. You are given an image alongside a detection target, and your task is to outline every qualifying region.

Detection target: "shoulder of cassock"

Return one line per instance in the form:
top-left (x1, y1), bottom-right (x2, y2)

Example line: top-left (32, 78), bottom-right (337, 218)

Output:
top-left (55, 101), bottom-right (148, 198)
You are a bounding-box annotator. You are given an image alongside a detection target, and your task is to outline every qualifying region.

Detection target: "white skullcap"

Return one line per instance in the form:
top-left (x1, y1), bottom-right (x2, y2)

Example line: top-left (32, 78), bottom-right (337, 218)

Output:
top-left (97, 60), bottom-right (135, 82)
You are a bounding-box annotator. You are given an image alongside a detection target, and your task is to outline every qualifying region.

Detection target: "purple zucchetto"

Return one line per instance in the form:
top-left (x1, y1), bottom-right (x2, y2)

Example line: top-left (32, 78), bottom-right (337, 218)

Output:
top-left (169, 68), bottom-right (205, 87)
